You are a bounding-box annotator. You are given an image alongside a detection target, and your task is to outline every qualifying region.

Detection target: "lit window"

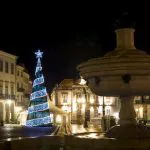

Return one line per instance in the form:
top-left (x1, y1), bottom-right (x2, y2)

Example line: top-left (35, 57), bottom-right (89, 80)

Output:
top-left (94, 108), bottom-right (98, 117)
top-left (11, 82), bottom-right (14, 95)
top-left (145, 96), bottom-right (149, 100)
top-left (11, 63), bottom-right (14, 74)
top-left (5, 62), bottom-right (8, 73)
top-left (0, 80), bottom-right (3, 94)
top-left (90, 95), bottom-right (94, 104)
top-left (105, 97), bottom-right (113, 105)
top-left (63, 95), bottom-right (67, 103)
top-left (21, 83), bottom-right (23, 89)
top-left (76, 93), bottom-right (82, 103)
top-left (5, 81), bottom-right (9, 95)
top-left (134, 96), bottom-right (141, 101)
top-left (0, 60), bottom-right (3, 72)
top-left (21, 95), bottom-right (23, 102)
top-left (17, 82), bottom-right (19, 89)
top-left (62, 92), bottom-right (68, 103)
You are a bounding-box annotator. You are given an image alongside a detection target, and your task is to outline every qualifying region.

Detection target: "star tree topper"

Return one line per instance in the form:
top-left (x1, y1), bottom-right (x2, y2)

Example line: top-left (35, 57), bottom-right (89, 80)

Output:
top-left (35, 49), bottom-right (43, 59)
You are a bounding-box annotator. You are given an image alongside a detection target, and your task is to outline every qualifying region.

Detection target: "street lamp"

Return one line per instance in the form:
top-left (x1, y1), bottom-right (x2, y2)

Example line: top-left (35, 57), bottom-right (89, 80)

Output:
top-left (78, 76), bottom-right (89, 128)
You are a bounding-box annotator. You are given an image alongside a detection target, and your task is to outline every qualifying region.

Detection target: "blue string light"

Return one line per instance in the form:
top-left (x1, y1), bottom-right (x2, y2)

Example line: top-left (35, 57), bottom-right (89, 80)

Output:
top-left (26, 116), bottom-right (51, 127)
top-left (28, 102), bottom-right (49, 114)
top-left (26, 50), bottom-right (51, 127)
top-left (30, 88), bottom-right (47, 101)
top-left (35, 50), bottom-right (43, 74)
top-left (33, 75), bottom-right (44, 87)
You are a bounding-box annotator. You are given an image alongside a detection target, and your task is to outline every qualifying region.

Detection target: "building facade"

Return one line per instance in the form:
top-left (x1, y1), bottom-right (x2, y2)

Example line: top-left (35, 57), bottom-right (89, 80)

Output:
top-left (51, 79), bottom-right (120, 126)
top-left (0, 50), bottom-right (32, 124)
top-left (16, 65), bottom-right (32, 124)
top-left (51, 78), bottom-right (150, 126)
top-left (134, 96), bottom-right (150, 123)
top-left (16, 65), bottom-right (32, 110)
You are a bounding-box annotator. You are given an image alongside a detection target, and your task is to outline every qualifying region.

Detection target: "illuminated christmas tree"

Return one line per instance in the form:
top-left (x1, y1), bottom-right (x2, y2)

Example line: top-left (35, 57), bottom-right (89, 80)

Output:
top-left (26, 50), bottom-right (51, 127)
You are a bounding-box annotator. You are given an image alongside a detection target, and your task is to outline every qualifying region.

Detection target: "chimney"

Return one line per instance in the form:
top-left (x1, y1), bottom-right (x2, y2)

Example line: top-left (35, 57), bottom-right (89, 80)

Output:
top-left (115, 28), bottom-right (135, 50)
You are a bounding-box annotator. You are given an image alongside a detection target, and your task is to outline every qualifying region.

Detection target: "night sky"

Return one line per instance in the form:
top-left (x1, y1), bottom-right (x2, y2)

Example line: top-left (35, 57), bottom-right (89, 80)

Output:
top-left (0, 6), bottom-right (150, 92)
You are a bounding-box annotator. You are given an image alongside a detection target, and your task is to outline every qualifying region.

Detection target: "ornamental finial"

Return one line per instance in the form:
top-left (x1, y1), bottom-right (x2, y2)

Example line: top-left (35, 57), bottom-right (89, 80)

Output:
top-left (35, 49), bottom-right (43, 58)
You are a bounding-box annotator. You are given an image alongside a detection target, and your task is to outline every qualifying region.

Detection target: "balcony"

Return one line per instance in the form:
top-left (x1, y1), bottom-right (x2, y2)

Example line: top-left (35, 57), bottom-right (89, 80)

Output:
top-left (0, 94), bottom-right (16, 100)
top-left (24, 93), bottom-right (30, 98)
top-left (135, 99), bottom-right (150, 104)
top-left (88, 102), bottom-right (99, 106)
top-left (16, 102), bottom-right (24, 106)
top-left (17, 88), bottom-right (25, 92)
top-left (10, 95), bottom-right (16, 100)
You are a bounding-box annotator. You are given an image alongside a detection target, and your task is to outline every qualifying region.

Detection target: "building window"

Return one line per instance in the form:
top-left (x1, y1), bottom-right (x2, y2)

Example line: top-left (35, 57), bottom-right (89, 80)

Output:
top-left (76, 93), bottom-right (82, 99)
top-left (87, 93), bottom-right (90, 101)
top-left (62, 92), bottom-right (68, 103)
top-left (21, 72), bottom-right (23, 77)
top-left (144, 96), bottom-right (149, 100)
top-left (90, 95), bottom-right (95, 104)
top-left (0, 80), bottom-right (3, 94)
top-left (21, 95), bottom-right (23, 102)
top-left (17, 95), bottom-right (19, 102)
top-left (105, 97), bottom-right (113, 105)
top-left (11, 82), bottom-right (14, 95)
top-left (94, 108), bottom-right (98, 117)
top-left (5, 62), bottom-right (8, 73)
top-left (17, 82), bottom-right (19, 89)
top-left (5, 81), bottom-right (9, 95)
top-left (95, 96), bottom-right (99, 103)
top-left (134, 96), bottom-right (141, 101)
top-left (21, 83), bottom-right (23, 89)
top-left (17, 71), bottom-right (19, 76)
top-left (76, 93), bottom-right (84, 103)
top-left (105, 106), bottom-right (111, 116)
top-left (11, 63), bottom-right (14, 74)
top-left (0, 60), bottom-right (3, 72)
top-left (63, 95), bottom-right (67, 103)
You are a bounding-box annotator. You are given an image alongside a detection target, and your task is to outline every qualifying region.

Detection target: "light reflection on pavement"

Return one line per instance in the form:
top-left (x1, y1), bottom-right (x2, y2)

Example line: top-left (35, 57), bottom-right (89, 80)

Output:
top-left (76, 133), bottom-right (105, 139)
top-left (71, 124), bottom-right (101, 134)
top-left (0, 125), bottom-right (55, 141)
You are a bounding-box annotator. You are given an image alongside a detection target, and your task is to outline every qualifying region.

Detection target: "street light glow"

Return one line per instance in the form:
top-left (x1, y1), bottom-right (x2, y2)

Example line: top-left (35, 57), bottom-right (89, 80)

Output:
top-left (15, 106), bottom-right (22, 113)
top-left (79, 76), bottom-right (86, 85)
top-left (6, 100), bottom-right (12, 105)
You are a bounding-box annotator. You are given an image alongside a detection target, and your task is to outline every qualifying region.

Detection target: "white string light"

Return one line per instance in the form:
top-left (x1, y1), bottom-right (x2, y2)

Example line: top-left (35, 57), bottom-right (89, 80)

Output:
top-left (26, 50), bottom-right (51, 127)
top-left (26, 116), bottom-right (51, 127)
top-left (33, 75), bottom-right (44, 87)
top-left (28, 102), bottom-right (49, 114)
top-left (30, 88), bottom-right (47, 101)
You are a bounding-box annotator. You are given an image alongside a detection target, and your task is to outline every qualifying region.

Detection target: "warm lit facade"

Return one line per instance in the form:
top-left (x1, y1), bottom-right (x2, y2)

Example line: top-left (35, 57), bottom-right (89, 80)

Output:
top-left (134, 96), bottom-right (150, 122)
top-left (51, 79), bottom-right (120, 126)
top-left (16, 65), bottom-right (32, 110)
top-left (51, 79), bottom-right (150, 125)
top-left (16, 65), bottom-right (32, 125)
top-left (0, 50), bottom-right (32, 124)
